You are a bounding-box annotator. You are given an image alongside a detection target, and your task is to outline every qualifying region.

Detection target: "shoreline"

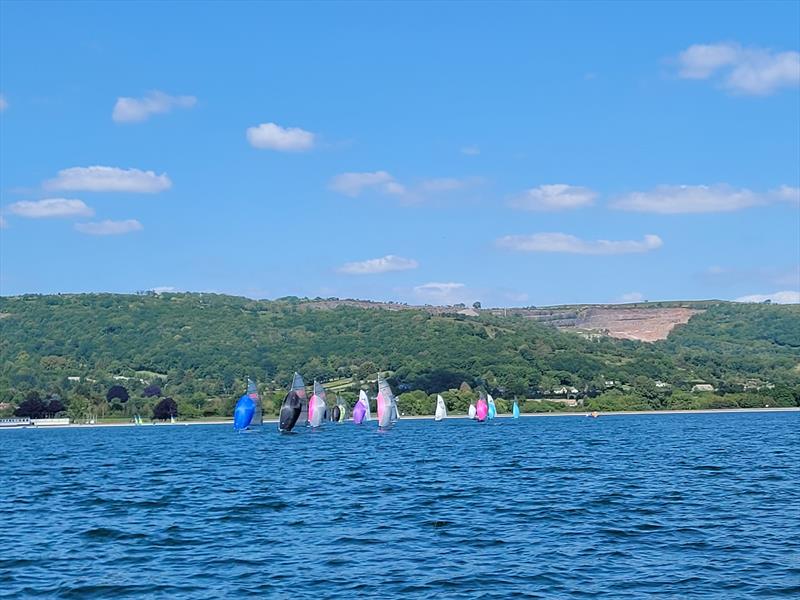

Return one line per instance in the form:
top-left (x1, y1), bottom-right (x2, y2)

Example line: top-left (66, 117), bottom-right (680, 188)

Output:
top-left (2, 407), bottom-right (797, 430)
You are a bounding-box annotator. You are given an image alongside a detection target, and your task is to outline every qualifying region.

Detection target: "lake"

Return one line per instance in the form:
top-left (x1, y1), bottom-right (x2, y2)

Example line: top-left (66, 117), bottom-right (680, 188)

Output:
top-left (1, 412), bottom-right (798, 598)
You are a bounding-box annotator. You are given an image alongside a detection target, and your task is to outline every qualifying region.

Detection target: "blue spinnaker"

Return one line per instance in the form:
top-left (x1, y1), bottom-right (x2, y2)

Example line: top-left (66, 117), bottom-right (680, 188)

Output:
top-left (233, 394), bottom-right (255, 431)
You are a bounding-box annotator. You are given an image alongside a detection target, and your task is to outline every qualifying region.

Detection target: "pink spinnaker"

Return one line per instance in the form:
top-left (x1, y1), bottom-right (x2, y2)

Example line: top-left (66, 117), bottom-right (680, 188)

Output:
top-left (476, 396), bottom-right (489, 421)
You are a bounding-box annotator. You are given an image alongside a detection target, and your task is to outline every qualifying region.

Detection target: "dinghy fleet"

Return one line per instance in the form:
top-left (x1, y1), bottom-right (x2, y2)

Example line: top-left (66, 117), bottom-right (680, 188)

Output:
top-left (233, 372), bottom-right (524, 432)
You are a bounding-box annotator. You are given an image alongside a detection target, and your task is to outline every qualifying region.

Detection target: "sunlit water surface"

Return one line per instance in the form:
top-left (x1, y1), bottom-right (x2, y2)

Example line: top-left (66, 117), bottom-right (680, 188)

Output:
top-left (1, 412), bottom-right (798, 599)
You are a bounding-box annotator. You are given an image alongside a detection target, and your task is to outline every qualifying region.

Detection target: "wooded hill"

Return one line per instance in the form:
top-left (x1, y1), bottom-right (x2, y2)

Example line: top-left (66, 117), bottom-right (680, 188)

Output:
top-left (1, 293), bottom-right (798, 417)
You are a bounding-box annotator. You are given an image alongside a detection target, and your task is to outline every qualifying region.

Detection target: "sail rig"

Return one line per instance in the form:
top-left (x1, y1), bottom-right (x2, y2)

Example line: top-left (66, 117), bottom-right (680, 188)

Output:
top-left (435, 394), bottom-right (447, 421)
top-left (476, 392), bottom-right (488, 422)
top-left (512, 398), bottom-right (520, 418)
top-left (292, 372), bottom-right (309, 426)
top-left (247, 377), bottom-right (262, 426)
top-left (336, 396), bottom-right (347, 423)
top-left (353, 390), bottom-right (369, 424)
top-left (233, 394), bottom-right (255, 431)
top-left (377, 378), bottom-right (397, 428)
top-left (487, 394), bottom-right (497, 420)
top-left (468, 403), bottom-right (476, 419)
top-left (309, 380), bottom-right (328, 428)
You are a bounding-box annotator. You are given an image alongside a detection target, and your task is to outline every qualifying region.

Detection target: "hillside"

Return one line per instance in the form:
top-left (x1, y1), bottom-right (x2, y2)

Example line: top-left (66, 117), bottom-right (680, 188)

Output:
top-left (0, 293), bottom-right (798, 416)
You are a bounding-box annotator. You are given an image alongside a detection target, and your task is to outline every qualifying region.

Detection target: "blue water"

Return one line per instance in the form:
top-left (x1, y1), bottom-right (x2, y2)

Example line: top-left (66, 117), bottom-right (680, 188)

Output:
top-left (1, 412), bottom-right (798, 599)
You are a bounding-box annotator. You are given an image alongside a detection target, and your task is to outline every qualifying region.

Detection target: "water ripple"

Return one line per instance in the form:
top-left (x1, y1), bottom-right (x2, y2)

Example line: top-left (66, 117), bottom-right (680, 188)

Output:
top-left (0, 412), bottom-right (798, 598)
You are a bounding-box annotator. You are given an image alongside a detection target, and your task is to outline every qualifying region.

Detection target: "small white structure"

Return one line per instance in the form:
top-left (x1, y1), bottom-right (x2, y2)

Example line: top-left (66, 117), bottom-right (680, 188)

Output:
top-left (32, 418), bottom-right (71, 426)
top-left (691, 383), bottom-right (715, 393)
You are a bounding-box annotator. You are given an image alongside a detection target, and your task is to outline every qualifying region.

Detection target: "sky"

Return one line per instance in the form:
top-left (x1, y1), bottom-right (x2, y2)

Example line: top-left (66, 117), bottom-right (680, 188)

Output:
top-left (1, 0), bottom-right (798, 306)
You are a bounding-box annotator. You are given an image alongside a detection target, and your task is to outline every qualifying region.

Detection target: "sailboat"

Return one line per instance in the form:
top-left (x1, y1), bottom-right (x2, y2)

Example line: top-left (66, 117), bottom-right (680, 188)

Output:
top-left (475, 392), bottom-right (489, 422)
top-left (377, 378), bottom-right (397, 428)
top-left (278, 372), bottom-right (306, 433)
top-left (487, 394), bottom-right (497, 420)
top-left (233, 393), bottom-right (255, 431)
top-left (336, 396), bottom-right (347, 423)
top-left (292, 372), bottom-right (309, 426)
top-left (309, 380), bottom-right (328, 428)
top-left (434, 394), bottom-right (447, 421)
top-left (512, 398), bottom-right (520, 419)
top-left (247, 377), bottom-right (262, 427)
top-left (468, 403), bottom-right (477, 419)
top-left (353, 390), bottom-right (370, 424)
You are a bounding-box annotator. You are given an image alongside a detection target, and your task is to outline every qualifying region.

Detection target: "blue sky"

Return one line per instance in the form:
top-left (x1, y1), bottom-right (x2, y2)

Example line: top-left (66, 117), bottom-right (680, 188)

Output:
top-left (1, 1), bottom-right (798, 306)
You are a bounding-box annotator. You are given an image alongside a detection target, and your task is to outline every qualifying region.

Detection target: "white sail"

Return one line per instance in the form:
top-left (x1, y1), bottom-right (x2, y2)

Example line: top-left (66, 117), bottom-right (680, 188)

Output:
top-left (377, 378), bottom-right (396, 428)
top-left (309, 380), bottom-right (328, 428)
top-left (468, 403), bottom-right (476, 419)
top-left (435, 394), bottom-right (447, 421)
top-left (487, 393), bottom-right (497, 420)
top-left (359, 389), bottom-right (372, 422)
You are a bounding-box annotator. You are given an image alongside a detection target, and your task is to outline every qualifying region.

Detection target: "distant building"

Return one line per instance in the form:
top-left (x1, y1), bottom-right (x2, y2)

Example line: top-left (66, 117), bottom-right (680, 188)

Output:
top-left (67, 376), bottom-right (81, 382)
top-left (531, 397), bottom-right (580, 407)
top-left (743, 379), bottom-right (774, 391)
top-left (691, 383), bottom-right (715, 393)
top-left (654, 381), bottom-right (670, 388)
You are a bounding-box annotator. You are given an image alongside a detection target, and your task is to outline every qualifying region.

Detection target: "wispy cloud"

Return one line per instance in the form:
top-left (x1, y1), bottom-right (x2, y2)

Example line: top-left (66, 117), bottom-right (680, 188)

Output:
top-left (112, 91), bottom-right (196, 123)
top-left (460, 145), bottom-right (480, 156)
top-left (338, 255), bottom-right (419, 275)
top-left (611, 184), bottom-right (798, 214)
top-left (676, 43), bottom-right (800, 95)
top-left (0, 215), bottom-right (7, 229)
top-left (7, 198), bottom-right (93, 218)
top-left (246, 122), bottom-right (315, 151)
top-left (497, 233), bottom-right (663, 255)
top-left (0, 94), bottom-right (8, 112)
top-left (735, 291), bottom-right (800, 304)
top-left (510, 184), bottom-right (597, 211)
top-left (702, 265), bottom-right (799, 288)
top-left (75, 219), bottom-right (143, 236)
top-left (45, 166), bottom-right (171, 193)
top-left (329, 171), bottom-right (404, 197)
top-left (772, 185), bottom-right (800, 206)
top-left (618, 291), bottom-right (645, 303)
top-left (329, 171), bottom-right (481, 202)
top-left (413, 282), bottom-right (469, 304)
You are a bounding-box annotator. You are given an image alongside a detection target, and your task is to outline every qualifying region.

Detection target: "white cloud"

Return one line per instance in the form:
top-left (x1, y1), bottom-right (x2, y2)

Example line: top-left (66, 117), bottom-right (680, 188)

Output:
top-left (413, 282), bottom-right (469, 304)
top-left (771, 185), bottom-right (800, 206)
top-left (151, 286), bottom-right (178, 294)
top-left (497, 233), bottom-right (663, 255)
top-left (45, 166), bottom-right (171, 193)
top-left (328, 171), bottom-right (403, 197)
top-left (612, 184), bottom-right (758, 213)
top-left (419, 177), bottom-right (482, 193)
top-left (678, 44), bottom-right (740, 78)
top-left (736, 291), bottom-right (800, 304)
top-left (619, 292), bottom-right (645, 303)
top-left (338, 255), bottom-right (419, 275)
top-left (7, 198), bottom-right (94, 218)
top-left (612, 184), bottom-right (798, 214)
top-left (676, 43), bottom-right (800, 95)
top-left (510, 184), bottom-right (597, 211)
top-left (112, 91), bottom-right (196, 123)
top-left (0, 94), bottom-right (7, 112)
top-left (329, 172), bottom-right (481, 201)
top-left (75, 219), bottom-right (143, 235)
top-left (246, 122), bottom-right (315, 151)
top-left (461, 145), bottom-right (480, 156)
